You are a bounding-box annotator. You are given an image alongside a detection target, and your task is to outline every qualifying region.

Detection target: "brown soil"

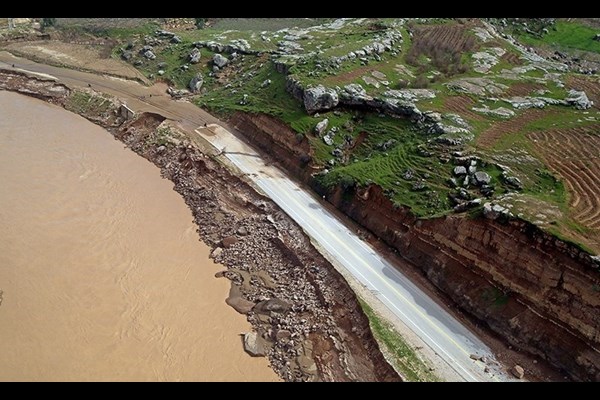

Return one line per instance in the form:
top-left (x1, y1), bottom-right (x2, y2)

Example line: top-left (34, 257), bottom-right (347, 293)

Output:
top-left (441, 95), bottom-right (486, 122)
top-left (500, 51), bottom-right (523, 66)
top-left (324, 64), bottom-right (378, 86)
top-left (503, 81), bottom-right (545, 98)
top-left (528, 125), bottom-right (600, 250)
top-left (410, 23), bottom-right (476, 55)
top-left (476, 108), bottom-right (554, 149)
top-left (2, 40), bottom-right (149, 84)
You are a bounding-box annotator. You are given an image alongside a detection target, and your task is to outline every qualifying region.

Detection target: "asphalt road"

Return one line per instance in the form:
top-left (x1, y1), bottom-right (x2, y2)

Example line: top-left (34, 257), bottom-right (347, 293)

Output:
top-left (204, 125), bottom-right (509, 382)
top-left (0, 52), bottom-right (512, 381)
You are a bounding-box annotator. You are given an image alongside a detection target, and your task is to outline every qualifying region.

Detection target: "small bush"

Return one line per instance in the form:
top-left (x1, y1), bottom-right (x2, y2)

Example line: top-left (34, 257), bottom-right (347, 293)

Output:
top-left (412, 75), bottom-right (430, 88)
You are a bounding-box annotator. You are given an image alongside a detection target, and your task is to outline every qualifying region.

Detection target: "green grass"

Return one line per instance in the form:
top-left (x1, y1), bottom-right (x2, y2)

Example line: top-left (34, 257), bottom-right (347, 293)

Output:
top-left (65, 91), bottom-right (112, 115)
top-left (546, 225), bottom-right (597, 255)
top-left (358, 298), bottom-right (440, 382)
top-left (198, 61), bottom-right (310, 124)
top-left (138, 44), bottom-right (216, 88)
top-left (518, 20), bottom-right (600, 54)
top-left (317, 125), bottom-right (453, 217)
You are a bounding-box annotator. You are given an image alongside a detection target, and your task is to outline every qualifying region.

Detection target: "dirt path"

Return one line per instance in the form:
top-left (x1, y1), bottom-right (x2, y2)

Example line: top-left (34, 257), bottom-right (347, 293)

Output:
top-left (3, 41), bottom-right (150, 84)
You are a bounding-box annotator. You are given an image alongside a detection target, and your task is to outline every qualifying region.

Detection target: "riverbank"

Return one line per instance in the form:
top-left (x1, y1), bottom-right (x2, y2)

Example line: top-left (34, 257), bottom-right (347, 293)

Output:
top-left (0, 69), bottom-right (400, 382)
top-left (0, 90), bottom-right (279, 381)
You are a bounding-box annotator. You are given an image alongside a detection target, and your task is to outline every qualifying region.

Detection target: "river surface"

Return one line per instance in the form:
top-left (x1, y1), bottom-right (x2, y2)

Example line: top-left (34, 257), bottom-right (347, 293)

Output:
top-left (0, 91), bottom-right (278, 382)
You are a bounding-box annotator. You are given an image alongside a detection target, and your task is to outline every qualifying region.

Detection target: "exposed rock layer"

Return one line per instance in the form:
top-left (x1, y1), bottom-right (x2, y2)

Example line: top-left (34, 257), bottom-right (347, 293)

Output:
top-left (229, 111), bottom-right (600, 382)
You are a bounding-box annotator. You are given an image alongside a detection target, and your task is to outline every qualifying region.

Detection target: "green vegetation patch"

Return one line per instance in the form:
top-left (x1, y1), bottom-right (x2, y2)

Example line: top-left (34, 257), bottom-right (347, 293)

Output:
top-left (358, 298), bottom-right (439, 382)
top-left (518, 20), bottom-right (600, 54)
top-left (65, 90), bottom-right (112, 115)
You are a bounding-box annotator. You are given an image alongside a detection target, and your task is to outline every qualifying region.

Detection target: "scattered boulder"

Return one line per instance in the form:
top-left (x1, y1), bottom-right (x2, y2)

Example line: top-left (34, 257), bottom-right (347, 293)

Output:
top-left (261, 79), bottom-right (272, 88)
top-left (253, 298), bottom-right (291, 316)
top-left (594, 34), bottom-right (600, 42)
top-left (243, 332), bottom-right (268, 357)
top-left (297, 355), bottom-right (318, 374)
top-left (473, 171), bottom-right (491, 186)
top-left (483, 202), bottom-right (509, 220)
top-left (167, 86), bottom-right (187, 98)
top-left (212, 53), bottom-right (229, 68)
top-left (379, 139), bottom-right (397, 151)
top-left (143, 50), bottom-right (156, 60)
top-left (171, 35), bottom-right (182, 44)
top-left (210, 247), bottom-right (223, 259)
top-left (121, 50), bottom-right (133, 61)
top-left (502, 174), bottom-right (523, 190)
top-left (332, 148), bottom-right (343, 158)
top-left (188, 73), bottom-right (204, 92)
top-left (189, 48), bottom-right (201, 64)
top-left (156, 30), bottom-right (176, 38)
top-left (503, 96), bottom-right (547, 109)
top-left (303, 85), bottom-right (339, 114)
top-left (339, 83), bottom-right (372, 106)
top-left (511, 365), bottom-right (525, 379)
top-left (314, 118), bottom-right (329, 136)
top-left (384, 89), bottom-right (436, 102)
top-left (226, 285), bottom-right (255, 314)
top-left (237, 226), bottom-right (249, 236)
top-left (323, 133), bottom-right (334, 146)
top-left (453, 166), bottom-right (467, 176)
top-left (222, 235), bottom-right (238, 248)
top-left (565, 89), bottom-right (593, 110)
top-left (277, 40), bottom-right (304, 54)
top-left (453, 198), bottom-right (482, 213)
top-left (472, 106), bottom-right (515, 119)
top-left (447, 77), bottom-right (508, 96)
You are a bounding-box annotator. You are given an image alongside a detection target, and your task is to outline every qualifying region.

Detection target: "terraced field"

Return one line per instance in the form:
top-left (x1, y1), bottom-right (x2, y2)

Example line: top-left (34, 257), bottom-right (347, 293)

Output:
top-left (528, 125), bottom-right (600, 231)
top-left (406, 22), bottom-right (478, 75)
top-left (476, 108), bottom-right (554, 149)
top-left (503, 81), bottom-right (546, 98)
top-left (439, 95), bottom-right (486, 122)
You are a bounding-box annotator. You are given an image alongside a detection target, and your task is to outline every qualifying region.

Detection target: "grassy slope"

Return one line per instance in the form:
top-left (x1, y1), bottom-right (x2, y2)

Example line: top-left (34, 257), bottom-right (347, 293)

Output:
top-left (86, 18), bottom-right (599, 247)
top-left (358, 298), bottom-right (439, 382)
top-left (518, 20), bottom-right (600, 54)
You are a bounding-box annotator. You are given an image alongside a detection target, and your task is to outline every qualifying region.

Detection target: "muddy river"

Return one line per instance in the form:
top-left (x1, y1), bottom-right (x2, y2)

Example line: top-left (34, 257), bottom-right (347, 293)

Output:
top-left (0, 91), bottom-right (278, 381)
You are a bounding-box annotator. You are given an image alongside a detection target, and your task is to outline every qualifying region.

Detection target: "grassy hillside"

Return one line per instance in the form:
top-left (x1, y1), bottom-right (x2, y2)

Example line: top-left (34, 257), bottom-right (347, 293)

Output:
top-left (61, 17), bottom-right (600, 253)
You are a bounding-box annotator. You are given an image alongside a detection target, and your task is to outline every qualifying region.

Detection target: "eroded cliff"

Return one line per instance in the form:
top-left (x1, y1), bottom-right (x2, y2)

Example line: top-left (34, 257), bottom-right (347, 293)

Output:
top-left (229, 111), bottom-right (600, 381)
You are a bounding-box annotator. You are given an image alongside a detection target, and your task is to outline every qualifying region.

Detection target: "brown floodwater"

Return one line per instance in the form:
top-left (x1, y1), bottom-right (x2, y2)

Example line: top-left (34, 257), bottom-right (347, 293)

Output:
top-left (0, 91), bottom-right (278, 382)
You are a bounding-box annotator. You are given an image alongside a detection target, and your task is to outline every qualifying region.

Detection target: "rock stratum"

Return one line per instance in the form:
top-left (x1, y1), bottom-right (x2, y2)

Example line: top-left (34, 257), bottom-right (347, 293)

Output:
top-left (229, 111), bottom-right (600, 382)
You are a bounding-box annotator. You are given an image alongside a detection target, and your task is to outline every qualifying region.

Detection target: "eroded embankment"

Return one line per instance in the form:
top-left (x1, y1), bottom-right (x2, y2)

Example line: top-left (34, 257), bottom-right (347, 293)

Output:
top-left (0, 70), bottom-right (400, 382)
top-left (229, 111), bottom-right (600, 382)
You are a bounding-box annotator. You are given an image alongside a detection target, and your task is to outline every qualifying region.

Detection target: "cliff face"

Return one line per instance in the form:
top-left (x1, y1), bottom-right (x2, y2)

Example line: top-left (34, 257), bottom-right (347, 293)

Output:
top-left (230, 112), bottom-right (315, 182)
top-left (230, 111), bottom-right (600, 381)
